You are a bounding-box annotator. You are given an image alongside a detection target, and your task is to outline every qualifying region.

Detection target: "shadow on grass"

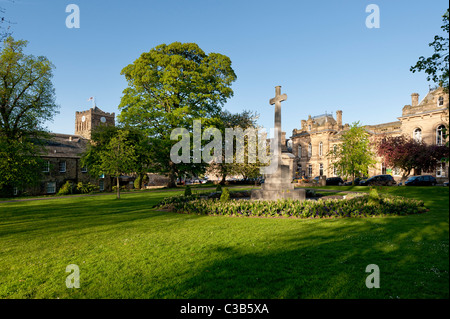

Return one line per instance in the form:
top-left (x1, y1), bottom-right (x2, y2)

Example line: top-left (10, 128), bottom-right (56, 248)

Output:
top-left (0, 191), bottom-right (191, 238)
top-left (150, 215), bottom-right (448, 299)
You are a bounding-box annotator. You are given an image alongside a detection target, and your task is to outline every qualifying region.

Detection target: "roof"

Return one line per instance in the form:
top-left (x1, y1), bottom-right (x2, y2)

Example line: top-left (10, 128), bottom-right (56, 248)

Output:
top-left (311, 114), bottom-right (336, 126)
top-left (40, 133), bottom-right (89, 158)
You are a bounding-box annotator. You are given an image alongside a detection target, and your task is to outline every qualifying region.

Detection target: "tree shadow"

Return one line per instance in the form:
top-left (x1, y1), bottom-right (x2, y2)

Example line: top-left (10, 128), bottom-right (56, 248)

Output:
top-left (150, 214), bottom-right (448, 299)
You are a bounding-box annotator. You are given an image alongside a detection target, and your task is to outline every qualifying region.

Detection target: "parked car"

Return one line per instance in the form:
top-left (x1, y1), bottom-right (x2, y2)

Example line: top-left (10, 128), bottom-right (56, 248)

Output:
top-left (404, 175), bottom-right (437, 186)
top-left (326, 177), bottom-right (344, 186)
top-left (313, 176), bottom-right (320, 183)
top-left (444, 181), bottom-right (449, 186)
top-left (359, 174), bottom-right (396, 186)
top-left (343, 177), bottom-right (366, 186)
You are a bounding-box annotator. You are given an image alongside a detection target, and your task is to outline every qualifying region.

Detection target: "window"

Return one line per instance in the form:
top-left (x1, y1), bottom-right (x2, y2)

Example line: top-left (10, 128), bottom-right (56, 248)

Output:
top-left (42, 161), bottom-right (50, 173)
top-left (413, 128), bottom-right (422, 142)
top-left (99, 180), bottom-right (105, 191)
top-left (436, 162), bottom-right (446, 177)
top-left (438, 96), bottom-right (444, 106)
top-left (308, 125), bottom-right (311, 131)
top-left (319, 142), bottom-right (323, 156)
top-left (308, 164), bottom-right (312, 177)
top-left (81, 166), bottom-right (88, 173)
top-left (333, 144), bottom-right (337, 153)
top-left (308, 143), bottom-right (312, 157)
top-left (59, 161), bottom-right (66, 173)
top-left (436, 125), bottom-right (446, 146)
top-left (46, 182), bottom-right (56, 194)
top-left (297, 164), bottom-right (302, 177)
top-left (333, 165), bottom-right (338, 176)
top-left (319, 163), bottom-right (323, 176)
top-left (382, 162), bottom-right (387, 175)
top-left (298, 145), bottom-right (302, 158)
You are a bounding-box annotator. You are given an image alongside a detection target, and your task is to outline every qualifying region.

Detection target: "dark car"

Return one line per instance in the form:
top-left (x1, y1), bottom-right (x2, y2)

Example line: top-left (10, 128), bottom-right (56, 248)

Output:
top-left (404, 175), bottom-right (437, 186)
top-left (326, 177), bottom-right (344, 186)
top-left (343, 177), bottom-right (366, 186)
top-left (359, 174), bottom-right (396, 186)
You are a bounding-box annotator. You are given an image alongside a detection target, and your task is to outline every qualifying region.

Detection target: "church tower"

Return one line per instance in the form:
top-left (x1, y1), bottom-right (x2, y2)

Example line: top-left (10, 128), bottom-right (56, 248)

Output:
top-left (75, 106), bottom-right (115, 139)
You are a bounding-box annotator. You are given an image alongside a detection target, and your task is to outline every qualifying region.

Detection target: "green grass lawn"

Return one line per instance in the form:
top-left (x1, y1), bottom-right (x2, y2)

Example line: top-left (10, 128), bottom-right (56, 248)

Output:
top-left (0, 186), bottom-right (448, 299)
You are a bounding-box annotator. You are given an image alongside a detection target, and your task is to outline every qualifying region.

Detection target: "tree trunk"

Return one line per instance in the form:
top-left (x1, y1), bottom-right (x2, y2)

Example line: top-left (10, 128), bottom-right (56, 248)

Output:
top-left (116, 176), bottom-right (120, 199)
top-left (138, 172), bottom-right (144, 189)
top-left (167, 161), bottom-right (177, 188)
top-left (220, 174), bottom-right (226, 185)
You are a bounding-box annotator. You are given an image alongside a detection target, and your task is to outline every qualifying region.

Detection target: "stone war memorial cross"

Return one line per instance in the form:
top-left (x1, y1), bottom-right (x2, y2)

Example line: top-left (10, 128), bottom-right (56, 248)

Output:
top-left (251, 86), bottom-right (306, 201)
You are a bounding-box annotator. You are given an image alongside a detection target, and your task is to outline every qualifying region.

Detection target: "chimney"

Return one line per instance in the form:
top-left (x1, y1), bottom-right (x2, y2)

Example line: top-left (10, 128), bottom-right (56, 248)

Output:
top-left (411, 93), bottom-right (419, 107)
top-left (336, 110), bottom-right (342, 127)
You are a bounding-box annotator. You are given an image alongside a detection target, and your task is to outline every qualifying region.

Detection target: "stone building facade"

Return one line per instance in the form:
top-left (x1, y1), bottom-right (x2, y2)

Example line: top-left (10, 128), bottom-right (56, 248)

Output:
top-left (25, 107), bottom-right (115, 196)
top-left (290, 87), bottom-right (449, 183)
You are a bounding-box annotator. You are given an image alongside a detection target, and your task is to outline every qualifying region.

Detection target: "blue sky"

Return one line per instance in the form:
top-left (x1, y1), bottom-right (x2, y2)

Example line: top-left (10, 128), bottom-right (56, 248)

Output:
top-left (2, 0), bottom-right (448, 136)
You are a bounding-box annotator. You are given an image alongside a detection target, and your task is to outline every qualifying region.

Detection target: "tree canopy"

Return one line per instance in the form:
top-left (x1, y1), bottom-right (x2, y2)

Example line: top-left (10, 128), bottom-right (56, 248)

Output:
top-left (327, 122), bottom-right (376, 183)
top-left (411, 9), bottom-right (449, 92)
top-left (376, 135), bottom-right (449, 179)
top-left (0, 36), bottom-right (58, 195)
top-left (118, 42), bottom-right (237, 187)
top-left (82, 126), bottom-right (140, 199)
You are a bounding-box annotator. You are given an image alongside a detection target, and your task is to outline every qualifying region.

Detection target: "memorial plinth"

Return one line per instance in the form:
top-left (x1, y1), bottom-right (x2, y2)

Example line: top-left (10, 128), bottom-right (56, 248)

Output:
top-left (251, 86), bottom-right (305, 201)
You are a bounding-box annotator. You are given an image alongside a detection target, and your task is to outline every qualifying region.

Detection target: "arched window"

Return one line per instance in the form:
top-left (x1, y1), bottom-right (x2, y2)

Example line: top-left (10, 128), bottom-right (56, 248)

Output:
top-left (437, 125), bottom-right (446, 146)
top-left (438, 96), bottom-right (444, 106)
top-left (413, 128), bottom-right (422, 142)
top-left (308, 164), bottom-right (312, 177)
top-left (298, 145), bottom-right (302, 158)
top-left (319, 142), bottom-right (323, 156)
top-left (308, 143), bottom-right (312, 157)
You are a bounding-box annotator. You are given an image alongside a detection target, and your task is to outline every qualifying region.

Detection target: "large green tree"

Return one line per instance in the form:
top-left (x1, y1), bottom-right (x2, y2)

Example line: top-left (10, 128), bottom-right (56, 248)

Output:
top-left (411, 9), bottom-right (449, 92)
top-left (0, 37), bottom-right (58, 195)
top-left (82, 127), bottom-right (138, 199)
top-left (118, 42), bottom-right (236, 187)
top-left (328, 122), bottom-right (377, 183)
top-left (206, 110), bottom-right (260, 184)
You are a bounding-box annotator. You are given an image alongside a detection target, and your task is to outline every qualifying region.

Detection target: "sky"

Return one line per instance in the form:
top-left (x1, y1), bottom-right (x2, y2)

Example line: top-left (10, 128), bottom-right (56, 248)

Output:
top-left (2, 0), bottom-right (448, 137)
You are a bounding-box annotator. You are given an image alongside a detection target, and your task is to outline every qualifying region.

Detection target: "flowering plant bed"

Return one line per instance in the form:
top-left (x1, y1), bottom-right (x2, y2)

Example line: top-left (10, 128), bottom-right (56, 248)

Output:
top-left (156, 192), bottom-right (427, 219)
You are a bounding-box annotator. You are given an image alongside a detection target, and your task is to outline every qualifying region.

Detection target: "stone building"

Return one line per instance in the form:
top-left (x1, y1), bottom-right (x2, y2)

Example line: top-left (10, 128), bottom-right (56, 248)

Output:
top-left (24, 107), bottom-right (115, 196)
top-left (290, 87), bottom-right (449, 183)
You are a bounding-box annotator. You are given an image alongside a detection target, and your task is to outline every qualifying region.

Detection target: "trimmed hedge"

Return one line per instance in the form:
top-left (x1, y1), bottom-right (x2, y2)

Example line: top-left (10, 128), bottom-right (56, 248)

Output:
top-left (156, 193), bottom-right (427, 219)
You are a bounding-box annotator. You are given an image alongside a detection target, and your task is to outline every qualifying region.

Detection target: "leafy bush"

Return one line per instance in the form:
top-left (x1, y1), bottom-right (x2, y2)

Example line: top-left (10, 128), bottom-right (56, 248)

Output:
top-left (77, 182), bottom-right (99, 194)
top-left (158, 193), bottom-right (427, 219)
top-left (185, 185), bottom-right (192, 196)
top-left (216, 184), bottom-right (222, 192)
top-left (134, 174), bottom-right (149, 189)
top-left (220, 188), bottom-right (230, 202)
top-left (57, 181), bottom-right (73, 196)
top-left (368, 187), bottom-right (380, 205)
top-left (112, 185), bottom-right (128, 192)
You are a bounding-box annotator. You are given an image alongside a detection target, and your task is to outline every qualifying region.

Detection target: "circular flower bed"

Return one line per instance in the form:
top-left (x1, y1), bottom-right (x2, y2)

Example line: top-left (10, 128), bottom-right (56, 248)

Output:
top-left (155, 191), bottom-right (427, 219)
